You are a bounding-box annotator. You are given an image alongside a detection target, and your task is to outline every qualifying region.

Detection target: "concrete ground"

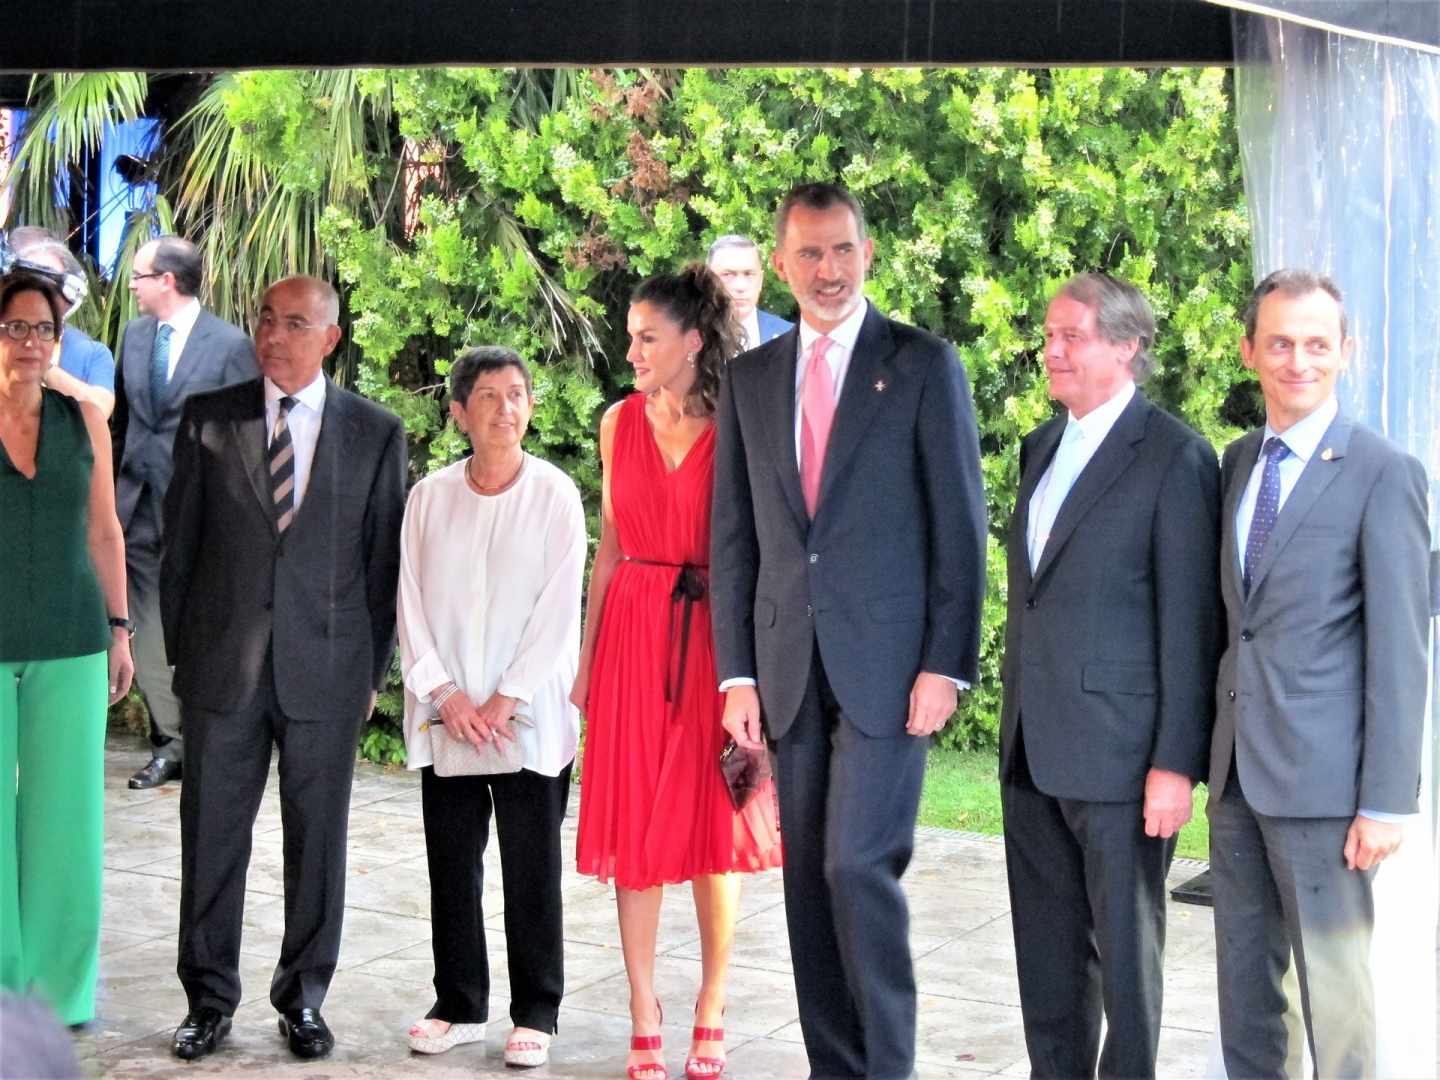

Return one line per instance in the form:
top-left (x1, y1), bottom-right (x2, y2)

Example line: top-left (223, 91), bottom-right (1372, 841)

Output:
top-left (75, 733), bottom-right (1221, 1077)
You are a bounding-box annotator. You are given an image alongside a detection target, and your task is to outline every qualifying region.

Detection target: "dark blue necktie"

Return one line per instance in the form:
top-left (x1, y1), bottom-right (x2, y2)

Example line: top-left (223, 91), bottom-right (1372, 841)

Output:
top-left (149, 323), bottom-right (173, 410)
top-left (1243, 436), bottom-right (1291, 595)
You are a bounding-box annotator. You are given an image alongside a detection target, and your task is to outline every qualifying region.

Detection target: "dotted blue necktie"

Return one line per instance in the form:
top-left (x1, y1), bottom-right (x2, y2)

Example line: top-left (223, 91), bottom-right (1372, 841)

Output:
top-left (1243, 436), bottom-right (1291, 595)
top-left (149, 323), bottom-right (173, 411)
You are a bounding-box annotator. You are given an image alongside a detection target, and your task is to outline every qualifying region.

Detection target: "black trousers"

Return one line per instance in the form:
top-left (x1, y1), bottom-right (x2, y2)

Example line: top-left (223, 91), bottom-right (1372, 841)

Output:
top-left (773, 650), bottom-right (928, 1080)
top-left (1000, 727), bottom-right (1174, 1080)
top-left (177, 660), bottom-right (363, 1015)
top-left (420, 763), bottom-right (571, 1033)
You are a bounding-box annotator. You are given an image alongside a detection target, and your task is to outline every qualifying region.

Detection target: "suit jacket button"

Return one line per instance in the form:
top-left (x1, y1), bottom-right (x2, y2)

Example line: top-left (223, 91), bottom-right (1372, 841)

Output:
top-left (1227, 690), bottom-right (1236, 700)
top-left (808, 553), bottom-right (819, 564)
top-left (806, 604), bottom-right (814, 617)
top-left (1240, 629), bottom-right (1254, 642)
top-left (1025, 599), bottom-right (1036, 610)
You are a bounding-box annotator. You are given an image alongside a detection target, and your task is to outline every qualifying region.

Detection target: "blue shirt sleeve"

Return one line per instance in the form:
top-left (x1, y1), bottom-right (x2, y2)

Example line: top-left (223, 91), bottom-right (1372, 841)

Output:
top-left (58, 329), bottom-right (116, 393)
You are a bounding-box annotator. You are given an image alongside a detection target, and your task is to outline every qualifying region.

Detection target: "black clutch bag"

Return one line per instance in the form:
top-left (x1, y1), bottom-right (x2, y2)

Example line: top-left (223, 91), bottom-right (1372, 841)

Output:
top-left (719, 737), bottom-right (772, 810)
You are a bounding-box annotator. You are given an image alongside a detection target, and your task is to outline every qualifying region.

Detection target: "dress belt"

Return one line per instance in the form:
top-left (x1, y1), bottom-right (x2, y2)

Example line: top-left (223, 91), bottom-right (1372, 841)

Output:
top-left (623, 556), bottom-right (708, 710)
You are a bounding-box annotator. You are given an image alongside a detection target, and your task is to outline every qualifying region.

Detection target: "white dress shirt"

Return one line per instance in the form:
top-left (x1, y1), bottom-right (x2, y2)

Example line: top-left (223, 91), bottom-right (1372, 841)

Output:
top-left (397, 455), bottom-right (587, 776)
top-left (792, 300), bottom-right (867, 463)
top-left (739, 310), bottom-right (761, 353)
top-left (161, 297), bottom-right (202, 381)
top-left (1026, 380), bottom-right (1136, 569)
top-left (264, 373), bottom-right (326, 510)
top-left (1231, 396), bottom-right (1401, 824)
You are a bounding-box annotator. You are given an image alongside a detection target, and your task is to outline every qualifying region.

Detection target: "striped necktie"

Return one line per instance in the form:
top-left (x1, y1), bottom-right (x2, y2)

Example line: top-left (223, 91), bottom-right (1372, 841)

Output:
top-left (269, 397), bottom-right (298, 533)
top-left (149, 323), bottom-right (173, 410)
top-left (1243, 436), bottom-right (1291, 595)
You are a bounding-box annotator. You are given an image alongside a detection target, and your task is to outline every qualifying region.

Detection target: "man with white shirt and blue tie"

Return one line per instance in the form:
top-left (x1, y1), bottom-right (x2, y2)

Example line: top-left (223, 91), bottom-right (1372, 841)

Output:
top-left (999, 273), bottom-right (1223, 1079)
top-left (1207, 270), bottom-right (1430, 1079)
top-left (112, 236), bottom-right (256, 789)
top-left (706, 234), bottom-right (793, 351)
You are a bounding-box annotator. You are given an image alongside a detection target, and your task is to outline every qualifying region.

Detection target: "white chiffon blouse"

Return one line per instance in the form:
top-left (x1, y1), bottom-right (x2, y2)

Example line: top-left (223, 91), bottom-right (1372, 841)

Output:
top-left (397, 454), bottom-right (587, 776)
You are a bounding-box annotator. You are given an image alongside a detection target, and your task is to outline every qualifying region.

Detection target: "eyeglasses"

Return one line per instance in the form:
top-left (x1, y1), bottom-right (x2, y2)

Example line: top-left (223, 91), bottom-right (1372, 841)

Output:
top-left (130, 272), bottom-right (167, 281)
top-left (0, 319), bottom-right (59, 342)
top-left (252, 311), bottom-right (327, 336)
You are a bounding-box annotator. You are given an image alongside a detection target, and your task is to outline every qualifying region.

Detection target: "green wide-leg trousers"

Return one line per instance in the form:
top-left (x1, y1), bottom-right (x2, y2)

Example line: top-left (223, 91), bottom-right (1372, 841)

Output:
top-left (0, 652), bottom-right (107, 1024)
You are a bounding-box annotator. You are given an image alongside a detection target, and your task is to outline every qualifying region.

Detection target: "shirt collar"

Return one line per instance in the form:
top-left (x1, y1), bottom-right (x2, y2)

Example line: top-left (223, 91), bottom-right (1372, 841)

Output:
top-left (1265, 395), bottom-right (1337, 464)
top-left (1067, 380), bottom-right (1135, 443)
top-left (162, 297), bottom-right (202, 336)
top-left (264, 371), bottom-right (327, 413)
top-left (741, 310), bottom-right (760, 349)
top-left (798, 299), bottom-right (869, 357)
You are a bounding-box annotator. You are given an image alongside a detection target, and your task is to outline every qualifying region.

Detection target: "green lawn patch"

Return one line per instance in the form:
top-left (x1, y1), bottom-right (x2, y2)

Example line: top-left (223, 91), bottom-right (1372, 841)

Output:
top-left (919, 747), bottom-right (1210, 862)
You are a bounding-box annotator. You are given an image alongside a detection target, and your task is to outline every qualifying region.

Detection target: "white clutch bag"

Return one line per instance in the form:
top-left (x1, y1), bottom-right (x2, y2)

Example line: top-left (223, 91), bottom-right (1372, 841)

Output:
top-left (426, 711), bottom-right (532, 777)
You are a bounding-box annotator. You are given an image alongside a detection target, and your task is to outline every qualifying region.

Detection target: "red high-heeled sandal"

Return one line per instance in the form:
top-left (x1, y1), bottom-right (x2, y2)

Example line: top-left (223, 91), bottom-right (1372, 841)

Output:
top-left (684, 1020), bottom-right (726, 1079)
top-left (627, 1002), bottom-right (667, 1080)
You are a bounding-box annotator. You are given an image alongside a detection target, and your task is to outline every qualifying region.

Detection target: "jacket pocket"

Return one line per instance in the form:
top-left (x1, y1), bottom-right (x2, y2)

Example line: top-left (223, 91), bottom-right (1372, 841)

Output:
top-left (1082, 662), bottom-right (1157, 696)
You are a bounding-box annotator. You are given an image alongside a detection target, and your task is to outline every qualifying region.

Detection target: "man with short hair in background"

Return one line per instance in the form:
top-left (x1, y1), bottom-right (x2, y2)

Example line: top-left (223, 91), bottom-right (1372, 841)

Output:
top-left (706, 233), bottom-right (792, 351)
top-left (112, 236), bottom-right (256, 790)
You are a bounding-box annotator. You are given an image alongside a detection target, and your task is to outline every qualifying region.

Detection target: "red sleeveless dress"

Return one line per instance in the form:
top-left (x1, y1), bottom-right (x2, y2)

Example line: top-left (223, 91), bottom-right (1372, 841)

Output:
top-left (576, 394), bottom-right (783, 889)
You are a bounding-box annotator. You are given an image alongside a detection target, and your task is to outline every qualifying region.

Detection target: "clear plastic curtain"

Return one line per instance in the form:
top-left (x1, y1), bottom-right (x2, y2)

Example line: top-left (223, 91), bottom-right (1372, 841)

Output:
top-left (1231, 13), bottom-right (1438, 1078)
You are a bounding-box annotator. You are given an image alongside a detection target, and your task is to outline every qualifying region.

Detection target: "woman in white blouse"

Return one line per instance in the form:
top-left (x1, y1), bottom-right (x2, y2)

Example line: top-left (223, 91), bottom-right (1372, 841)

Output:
top-left (397, 347), bottom-right (587, 1067)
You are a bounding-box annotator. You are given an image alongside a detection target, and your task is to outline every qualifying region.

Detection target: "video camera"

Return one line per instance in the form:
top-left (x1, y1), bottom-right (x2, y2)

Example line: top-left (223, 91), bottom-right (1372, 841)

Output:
top-left (0, 229), bottom-right (89, 311)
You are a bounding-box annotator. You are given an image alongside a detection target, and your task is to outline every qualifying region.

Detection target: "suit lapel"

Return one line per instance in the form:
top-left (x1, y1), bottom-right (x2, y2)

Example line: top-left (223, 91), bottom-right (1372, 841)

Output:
top-left (760, 329), bottom-right (809, 531)
top-left (164, 311), bottom-right (214, 408)
top-left (815, 307), bottom-right (894, 513)
top-left (1030, 392), bottom-right (1148, 588)
top-left (1013, 416), bottom-right (1066, 585)
top-left (1246, 416), bottom-right (1352, 599)
top-left (1221, 430), bottom-right (1262, 610)
top-left (234, 380), bottom-right (278, 537)
top-left (128, 319), bottom-right (158, 422)
top-left (292, 380), bottom-right (345, 532)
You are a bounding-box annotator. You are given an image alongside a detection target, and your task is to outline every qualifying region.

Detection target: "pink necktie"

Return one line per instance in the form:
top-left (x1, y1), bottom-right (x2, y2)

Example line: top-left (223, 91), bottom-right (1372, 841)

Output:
top-left (800, 336), bottom-right (836, 516)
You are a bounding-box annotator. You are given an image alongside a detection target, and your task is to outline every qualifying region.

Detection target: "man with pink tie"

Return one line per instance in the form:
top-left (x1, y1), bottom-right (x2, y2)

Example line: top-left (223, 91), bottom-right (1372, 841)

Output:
top-left (710, 183), bottom-right (987, 1078)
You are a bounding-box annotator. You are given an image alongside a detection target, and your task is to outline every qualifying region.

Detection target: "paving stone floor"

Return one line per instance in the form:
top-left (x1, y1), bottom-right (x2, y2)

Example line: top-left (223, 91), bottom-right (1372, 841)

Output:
top-left (76, 733), bottom-right (1222, 1077)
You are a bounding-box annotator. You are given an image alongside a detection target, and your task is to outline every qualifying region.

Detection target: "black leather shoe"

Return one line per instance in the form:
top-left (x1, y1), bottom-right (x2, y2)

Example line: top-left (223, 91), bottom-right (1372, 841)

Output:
top-left (172, 1007), bottom-right (231, 1060)
top-left (278, 1008), bottom-right (334, 1059)
top-left (129, 757), bottom-right (182, 789)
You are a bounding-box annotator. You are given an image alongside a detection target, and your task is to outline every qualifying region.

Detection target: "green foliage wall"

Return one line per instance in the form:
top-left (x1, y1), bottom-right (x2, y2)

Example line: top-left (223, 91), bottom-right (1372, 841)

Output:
top-left (302, 66), bottom-right (1257, 757)
top-left (38, 67), bottom-right (1258, 759)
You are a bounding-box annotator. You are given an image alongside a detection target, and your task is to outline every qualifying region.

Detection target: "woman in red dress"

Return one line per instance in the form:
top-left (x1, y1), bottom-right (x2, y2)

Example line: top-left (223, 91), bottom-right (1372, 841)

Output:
top-left (573, 265), bottom-right (783, 1080)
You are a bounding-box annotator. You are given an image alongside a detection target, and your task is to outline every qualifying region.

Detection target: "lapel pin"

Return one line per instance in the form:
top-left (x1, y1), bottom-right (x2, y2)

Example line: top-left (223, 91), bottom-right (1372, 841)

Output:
top-left (874, 379), bottom-right (887, 393)
top-left (1321, 447), bottom-right (1333, 461)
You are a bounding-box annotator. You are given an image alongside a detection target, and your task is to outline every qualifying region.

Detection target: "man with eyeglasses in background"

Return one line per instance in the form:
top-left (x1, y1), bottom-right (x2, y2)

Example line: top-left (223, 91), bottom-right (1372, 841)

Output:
top-left (112, 236), bottom-right (256, 790)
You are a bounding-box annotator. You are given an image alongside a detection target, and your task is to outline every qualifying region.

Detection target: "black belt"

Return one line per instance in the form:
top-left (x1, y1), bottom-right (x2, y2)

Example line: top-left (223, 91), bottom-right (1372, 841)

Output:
top-left (624, 557), bottom-right (707, 709)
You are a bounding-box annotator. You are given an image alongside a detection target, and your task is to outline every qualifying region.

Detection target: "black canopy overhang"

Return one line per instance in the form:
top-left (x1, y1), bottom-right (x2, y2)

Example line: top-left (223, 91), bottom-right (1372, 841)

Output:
top-left (1, 1), bottom-right (1434, 96)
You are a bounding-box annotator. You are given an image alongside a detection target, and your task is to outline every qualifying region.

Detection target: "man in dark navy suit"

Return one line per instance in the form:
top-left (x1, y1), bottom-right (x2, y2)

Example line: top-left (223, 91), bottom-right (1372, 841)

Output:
top-left (711, 184), bottom-right (986, 1079)
top-left (707, 233), bottom-right (793, 350)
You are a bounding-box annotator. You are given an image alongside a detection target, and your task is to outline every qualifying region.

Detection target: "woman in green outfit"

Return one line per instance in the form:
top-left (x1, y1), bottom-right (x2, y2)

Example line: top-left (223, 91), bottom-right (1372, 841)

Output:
top-left (0, 269), bottom-right (133, 1025)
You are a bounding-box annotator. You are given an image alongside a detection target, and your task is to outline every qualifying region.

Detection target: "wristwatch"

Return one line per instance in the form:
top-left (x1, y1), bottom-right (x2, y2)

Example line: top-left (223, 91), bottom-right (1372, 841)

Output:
top-left (108, 616), bottom-right (136, 638)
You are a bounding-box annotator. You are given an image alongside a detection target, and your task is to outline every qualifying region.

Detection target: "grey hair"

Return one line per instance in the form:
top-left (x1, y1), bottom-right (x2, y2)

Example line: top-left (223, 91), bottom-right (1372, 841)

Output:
top-left (450, 345), bottom-right (533, 406)
top-left (774, 183), bottom-right (868, 247)
top-left (15, 238), bottom-right (84, 278)
top-left (1055, 272), bottom-right (1157, 382)
top-left (707, 234), bottom-right (759, 263)
top-left (1242, 269), bottom-right (1348, 341)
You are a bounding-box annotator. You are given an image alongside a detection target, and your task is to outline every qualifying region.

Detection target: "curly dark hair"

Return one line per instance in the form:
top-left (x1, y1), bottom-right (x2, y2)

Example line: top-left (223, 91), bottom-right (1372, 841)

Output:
top-left (631, 263), bottom-right (739, 417)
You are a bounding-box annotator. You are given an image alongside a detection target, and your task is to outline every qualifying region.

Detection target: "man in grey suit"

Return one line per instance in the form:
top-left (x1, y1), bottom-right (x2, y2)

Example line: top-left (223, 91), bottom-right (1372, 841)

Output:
top-left (712, 183), bottom-right (986, 1078)
top-left (112, 236), bottom-right (256, 789)
top-left (1000, 274), bottom-right (1223, 1078)
top-left (1209, 270), bottom-right (1430, 1078)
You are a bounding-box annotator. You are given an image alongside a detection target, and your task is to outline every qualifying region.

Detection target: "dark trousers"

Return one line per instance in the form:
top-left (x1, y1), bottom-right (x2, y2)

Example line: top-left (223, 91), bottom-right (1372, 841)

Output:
top-left (420, 763), bottom-right (571, 1033)
top-left (1209, 770), bottom-right (1376, 1079)
top-left (1001, 728), bottom-right (1173, 1080)
top-left (773, 650), bottom-right (928, 1080)
top-left (177, 659), bottom-right (363, 1015)
top-left (125, 489), bottom-right (184, 759)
